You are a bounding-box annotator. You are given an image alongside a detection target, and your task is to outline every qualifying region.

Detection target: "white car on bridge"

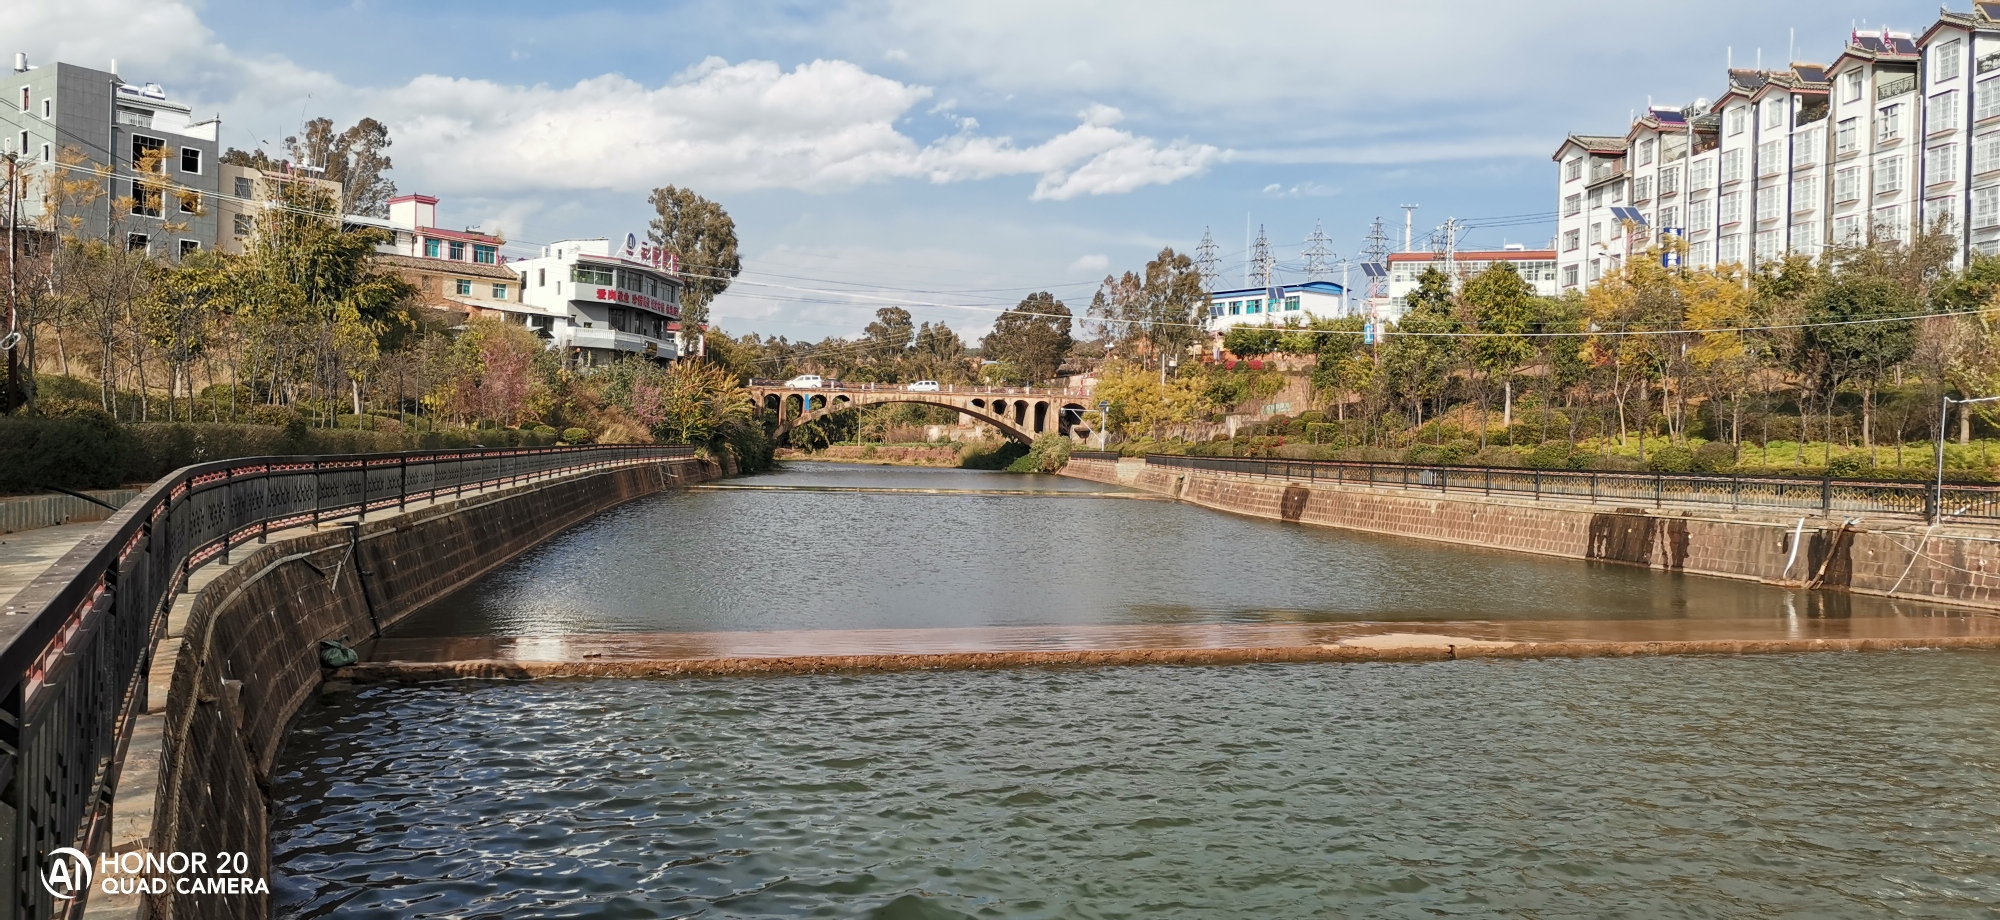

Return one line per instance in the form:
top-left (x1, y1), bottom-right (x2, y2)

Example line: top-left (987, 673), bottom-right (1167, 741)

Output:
top-left (785, 374), bottom-right (824, 388)
top-left (907, 380), bottom-right (940, 392)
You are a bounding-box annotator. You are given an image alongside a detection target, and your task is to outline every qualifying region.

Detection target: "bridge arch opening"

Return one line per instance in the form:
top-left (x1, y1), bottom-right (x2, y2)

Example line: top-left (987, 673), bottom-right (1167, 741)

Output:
top-left (1033, 402), bottom-right (1048, 434)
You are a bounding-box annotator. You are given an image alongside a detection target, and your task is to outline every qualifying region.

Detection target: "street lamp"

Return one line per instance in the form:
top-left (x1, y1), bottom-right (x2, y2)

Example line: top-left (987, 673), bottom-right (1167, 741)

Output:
top-left (1934, 394), bottom-right (2000, 525)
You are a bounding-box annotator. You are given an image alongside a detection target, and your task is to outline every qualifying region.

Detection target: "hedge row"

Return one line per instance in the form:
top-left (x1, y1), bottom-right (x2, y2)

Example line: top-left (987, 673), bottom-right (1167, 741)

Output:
top-left (0, 417), bottom-right (558, 494)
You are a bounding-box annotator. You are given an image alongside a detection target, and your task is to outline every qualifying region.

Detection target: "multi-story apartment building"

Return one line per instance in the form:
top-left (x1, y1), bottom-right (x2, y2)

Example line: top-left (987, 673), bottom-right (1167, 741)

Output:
top-left (214, 162), bottom-right (342, 254)
top-left (1550, 26), bottom-right (2000, 288)
top-left (0, 56), bottom-right (220, 258)
top-left (511, 238), bottom-right (685, 366)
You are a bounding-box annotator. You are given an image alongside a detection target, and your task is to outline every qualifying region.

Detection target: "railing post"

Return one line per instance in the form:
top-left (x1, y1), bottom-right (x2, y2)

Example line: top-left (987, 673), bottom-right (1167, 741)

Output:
top-left (1822, 477), bottom-right (1832, 516)
top-left (1655, 474), bottom-right (1663, 509)
top-left (260, 464), bottom-right (271, 543)
top-left (1534, 470), bottom-right (1542, 501)
top-left (220, 468), bottom-right (233, 564)
top-left (1589, 472), bottom-right (1597, 504)
top-left (400, 455), bottom-right (408, 512)
top-left (1484, 468), bottom-right (1491, 496)
top-left (312, 459), bottom-right (322, 527)
top-left (357, 461), bottom-right (367, 524)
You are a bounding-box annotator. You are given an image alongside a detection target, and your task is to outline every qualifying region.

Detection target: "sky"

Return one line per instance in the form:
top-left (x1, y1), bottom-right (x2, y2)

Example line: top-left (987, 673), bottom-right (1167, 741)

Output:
top-left (9, 0), bottom-right (1952, 342)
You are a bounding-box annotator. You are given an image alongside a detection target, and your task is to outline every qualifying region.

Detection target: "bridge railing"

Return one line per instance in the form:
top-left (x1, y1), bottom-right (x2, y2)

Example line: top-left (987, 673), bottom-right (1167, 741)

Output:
top-left (0, 443), bottom-right (694, 917)
top-left (747, 379), bottom-right (1093, 398)
top-left (1143, 453), bottom-right (2000, 524)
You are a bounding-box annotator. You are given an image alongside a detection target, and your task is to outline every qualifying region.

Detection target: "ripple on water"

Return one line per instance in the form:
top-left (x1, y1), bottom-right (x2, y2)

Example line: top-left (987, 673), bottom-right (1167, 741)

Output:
top-left (272, 652), bottom-right (2000, 918)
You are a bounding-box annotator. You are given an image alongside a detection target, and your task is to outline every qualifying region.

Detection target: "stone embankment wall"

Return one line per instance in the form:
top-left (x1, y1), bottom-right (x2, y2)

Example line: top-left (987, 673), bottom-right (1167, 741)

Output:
top-left (150, 458), bottom-right (718, 920)
top-left (779, 445), bottom-right (965, 466)
top-left (1063, 457), bottom-right (2000, 611)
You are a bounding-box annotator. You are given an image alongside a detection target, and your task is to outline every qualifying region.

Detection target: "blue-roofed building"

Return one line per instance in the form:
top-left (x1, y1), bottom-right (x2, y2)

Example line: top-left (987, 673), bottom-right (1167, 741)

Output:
top-left (1204, 280), bottom-right (1349, 333)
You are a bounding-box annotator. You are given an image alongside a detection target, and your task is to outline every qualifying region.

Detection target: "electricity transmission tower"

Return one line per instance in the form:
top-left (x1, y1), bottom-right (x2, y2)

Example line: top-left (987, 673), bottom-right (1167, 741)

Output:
top-left (1360, 216), bottom-right (1393, 306)
top-left (1302, 221), bottom-right (1334, 282)
top-left (1431, 217), bottom-right (1464, 279)
top-left (1250, 225), bottom-right (1275, 289)
top-left (1194, 227), bottom-right (1220, 293)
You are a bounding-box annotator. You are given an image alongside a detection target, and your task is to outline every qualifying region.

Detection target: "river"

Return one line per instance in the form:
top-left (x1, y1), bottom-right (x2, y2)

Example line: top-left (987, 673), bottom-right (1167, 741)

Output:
top-left (270, 463), bottom-right (2000, 917)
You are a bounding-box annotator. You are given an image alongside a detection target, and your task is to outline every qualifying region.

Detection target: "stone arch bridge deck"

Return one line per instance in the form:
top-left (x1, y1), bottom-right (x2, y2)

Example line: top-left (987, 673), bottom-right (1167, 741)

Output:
top-left (748, 381), bottom-right (1096, 443)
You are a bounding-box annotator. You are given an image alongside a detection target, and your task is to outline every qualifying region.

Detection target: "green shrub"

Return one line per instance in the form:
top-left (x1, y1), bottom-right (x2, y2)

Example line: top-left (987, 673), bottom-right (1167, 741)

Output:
top-left (1524, 441), bottom-right (1573, 470)
top-left (0, 412), bottom-right (140, 492)
top-left (1647, 445), bottom-right (1695, 473)
top-left (1691, 440), bottom-right (1738, 473)
top-left (562, 427), bottom-right (591, 444)
top-left (960, 440), bottom-right (1029, 470)
top-left (1825, 454), bottom-right (1866, 478)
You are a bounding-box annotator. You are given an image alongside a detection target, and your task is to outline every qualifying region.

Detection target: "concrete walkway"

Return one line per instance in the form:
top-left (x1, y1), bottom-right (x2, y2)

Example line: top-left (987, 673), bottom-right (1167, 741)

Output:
top-left (0, 521), bottom-right (109, 613)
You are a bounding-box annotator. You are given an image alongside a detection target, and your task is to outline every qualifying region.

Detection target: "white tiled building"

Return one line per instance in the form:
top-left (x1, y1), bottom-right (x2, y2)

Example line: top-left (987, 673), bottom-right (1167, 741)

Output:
top-left (1551, 14), bottom-right (2000, 286)
top-left (510, 238), bottom-right (685, 366)
top-left (1387, 247), bottom-right (1559, 301)
top-left (1205, 281), bottom-right (1349, 331)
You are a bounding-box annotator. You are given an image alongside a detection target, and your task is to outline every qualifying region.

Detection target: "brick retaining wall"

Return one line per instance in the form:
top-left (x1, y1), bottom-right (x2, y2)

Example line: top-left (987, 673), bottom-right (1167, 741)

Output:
top-left (1066, 461), bottom-right (2000, 613)
top-left (149, 458), bottom-right (718, 920)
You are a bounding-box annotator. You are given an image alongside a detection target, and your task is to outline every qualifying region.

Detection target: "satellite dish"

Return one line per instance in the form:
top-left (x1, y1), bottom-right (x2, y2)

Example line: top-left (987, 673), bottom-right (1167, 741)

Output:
top-left (622, 232), bottom-right (638, 255)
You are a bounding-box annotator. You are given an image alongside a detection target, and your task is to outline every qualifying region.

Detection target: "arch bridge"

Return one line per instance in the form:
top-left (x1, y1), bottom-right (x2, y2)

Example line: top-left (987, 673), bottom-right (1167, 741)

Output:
top-left (747, 380), bottom-right (1094, 444)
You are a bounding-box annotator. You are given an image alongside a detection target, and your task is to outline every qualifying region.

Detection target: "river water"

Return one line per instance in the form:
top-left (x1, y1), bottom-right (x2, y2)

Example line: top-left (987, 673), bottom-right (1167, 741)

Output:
top-left (271, 463), bottom-right (2000, 917)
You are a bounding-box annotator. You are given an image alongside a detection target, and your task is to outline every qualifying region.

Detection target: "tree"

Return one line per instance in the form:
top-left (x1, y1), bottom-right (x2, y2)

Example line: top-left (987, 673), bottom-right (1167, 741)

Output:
top-left (276, 117), bottom-right (399, 216)
top-left (1089, 248), bottom-right (1204, 360)
top-left (863, 307), bottom-right (916, 366)
top-left (647, 186), bottom-right (741, 328)
top-left (983, 292), bottom-right (1073, 384)
top-left (1462, 262), bottom-right (1538, 445)
top-left (1804, 274), bottom-right (1919, 451)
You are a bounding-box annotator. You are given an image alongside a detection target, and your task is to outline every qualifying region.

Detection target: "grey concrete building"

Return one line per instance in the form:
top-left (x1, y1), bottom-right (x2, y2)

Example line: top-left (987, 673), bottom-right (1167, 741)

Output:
top-left (0, 55), bottom-right (220, 259)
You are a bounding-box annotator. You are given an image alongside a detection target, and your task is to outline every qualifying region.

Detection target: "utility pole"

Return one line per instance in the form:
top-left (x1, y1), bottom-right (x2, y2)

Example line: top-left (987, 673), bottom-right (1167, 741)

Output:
top-left (1400, 204), bottom-right (1419, 252)
top-left (4, 152), bottom-right (18, 414)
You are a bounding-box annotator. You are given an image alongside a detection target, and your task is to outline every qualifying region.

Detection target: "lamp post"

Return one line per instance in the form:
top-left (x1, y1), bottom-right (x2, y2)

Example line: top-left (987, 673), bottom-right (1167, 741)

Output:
top-left (1934, 394), bottom-right (2000, 525)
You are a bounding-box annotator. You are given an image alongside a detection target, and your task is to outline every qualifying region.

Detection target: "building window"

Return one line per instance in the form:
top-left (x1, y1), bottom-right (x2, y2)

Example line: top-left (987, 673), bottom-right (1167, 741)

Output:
top-left (1765, 99), bottom-right (1786, 129)
top-left (1926, 144), bottom-right (1960, 185)
top-left (1835, 166), bottom-right (1862, 201)
top-left (179, 189), bottom-right (199, 214)
top-left (1718, 232), bottom-right (1744, 264)
top-left (233, 176), bottom-right (252, 197)
top-left (180, 147), bottom-right (201, 174)
top-left (1660, 206), bottom-right (1678, 229)
top-left (1929, 196), bottom-right (1959, 232)
top-left (1976, 186), bottom-right (2000, 227)
top-left (1875, 204), bottom-right (1906, 241)
top-left (14, 131), bottom-right (23, 156)
top-left (1659, 166), bottom-right (1679, 195)
top-left (1979, 75), bottom-right (2000, 122)
top-left (1562, 264), bottom-right (1579, 287)
top-left (1565, 157), bottom-right (1582, 181)
top-left (1689, 198), bottom-right (1712, 229)
top-left (1757, 139), bottom-right (1783, 176)
top-left (1691, 158), bottom-right (1714, 189)
top-left (537, 268), bottom-right (546, 287)
top-left (1284, 296), bottom-right (1300, 311)
top-left (1837, 117), bottom-right (1859, 152)
top-left (473, 244), bottom-right (496, 264)
top-left (179, 240), bottom-right (199, 258)
top-left (492, 283), bottom-right (508, 299)
top-left (1563, 229), bottom-right (1580, 251)
top-left (126, 233), bottom-right (149, 252)
top-left (130, 181), bottom-right (161, 218)
top-left (1587, 260), bottom-right (1601, 282)
top-left (1721, 148), bottom-right (1744, 183)
top-left (1845, 71), bottom-right (1864, 103)
top-left (39, 143), bottom-right (48, 163)
top-left (1980, 136), bottom-right (2000, 175)
top-left (1939, 39), bottom-right (1964, 83)
top-left (1791, 176), bottom-right (1818, 211)
top-left (1755, 187), bottom-right (1780, 222)
top-left (1719, 191), bottom-right (1744, 225)
top-left (1792, 128), bottom-right (1822, 167)
top-left (1634, 176), bottom-right (1652, 201)
top-left (572, 264), bottom-right (614, 286)
top-left (233, 213), bottom-right (252, 237)
top-left (456, 279), bottom-right (472, 295)
top-left (131, 135), bottom-right (164, 170)
top-left (1834, 213), bottom-right (1862, 243)
top-left (424, 238), bottom-right (441, 258)
top-left (1589, 222), bottom-right (1602, 245)
top-left (1728, 107), bottom-right (1747, 136)
top-left (40, 98), bottom-right (48, 119)
top-left (448, 241), bottom-right (465, 260)
top-left (116, 105), bottom-right (151, 127)
top-left (1876, 156), bottom-right (1904, 195)
top-left (1879, 104), bottom-right (1904, 142)
top-left (1790, 221), bottom-right (1820, 254)
top-left (1228, 301), bottom-right (1241, 315)
top-left (1754, 229), bottom-right (1779, 261)
top-left (16, 87), bottom-right (25, 112)
top-left (1563, 193), bottom-right (1581, 216)
top-left (1928, 91), bottom-right (1962, 134)
top-left (1639, 138), bottom-right (1655, 166)
top-left (1246, 298), bottom-right (1262, 314)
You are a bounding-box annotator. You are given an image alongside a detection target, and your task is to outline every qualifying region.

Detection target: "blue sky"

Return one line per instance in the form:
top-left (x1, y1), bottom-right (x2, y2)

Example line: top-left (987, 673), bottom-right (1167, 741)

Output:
top-left (16, 0), bottom-right (1951, 340)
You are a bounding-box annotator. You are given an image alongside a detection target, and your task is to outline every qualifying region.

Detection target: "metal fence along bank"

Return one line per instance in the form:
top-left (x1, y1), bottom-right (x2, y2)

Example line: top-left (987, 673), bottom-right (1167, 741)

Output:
top-left (0, 444), bottom-right (694, 918)
top-left (1069, 452), bottom-right (2000, 525)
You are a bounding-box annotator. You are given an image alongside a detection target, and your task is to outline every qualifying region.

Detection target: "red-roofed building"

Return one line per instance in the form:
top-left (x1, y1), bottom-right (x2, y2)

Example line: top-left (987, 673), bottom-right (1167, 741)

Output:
top-left (1387, 247), bottom-right (1559, 304)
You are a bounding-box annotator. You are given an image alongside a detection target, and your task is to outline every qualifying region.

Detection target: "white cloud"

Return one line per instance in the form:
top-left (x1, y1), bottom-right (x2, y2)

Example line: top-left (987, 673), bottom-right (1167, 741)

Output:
top-left (1067, 254), bottom-right (1109, 273)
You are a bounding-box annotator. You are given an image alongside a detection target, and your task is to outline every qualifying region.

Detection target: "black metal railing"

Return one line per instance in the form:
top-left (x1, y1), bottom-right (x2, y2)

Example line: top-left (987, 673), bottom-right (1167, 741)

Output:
top-left (1069, 451), bottom-right (1121, 461)
top-left (1144, 454), bottom-right (2000, 524)
top-left (0, 443), bottom-right (694, 917)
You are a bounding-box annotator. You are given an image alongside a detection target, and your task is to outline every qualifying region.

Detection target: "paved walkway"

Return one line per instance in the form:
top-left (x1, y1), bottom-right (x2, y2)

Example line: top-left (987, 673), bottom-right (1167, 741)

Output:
top-left (0, 521), bottom-right (109, 613)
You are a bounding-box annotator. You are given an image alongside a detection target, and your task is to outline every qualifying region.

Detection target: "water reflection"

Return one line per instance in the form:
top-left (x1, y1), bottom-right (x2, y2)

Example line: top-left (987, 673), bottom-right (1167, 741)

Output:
top-left (391, 463), bottom-right (1975, 639)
